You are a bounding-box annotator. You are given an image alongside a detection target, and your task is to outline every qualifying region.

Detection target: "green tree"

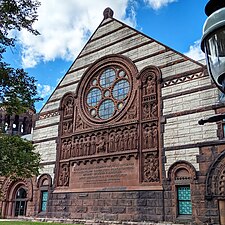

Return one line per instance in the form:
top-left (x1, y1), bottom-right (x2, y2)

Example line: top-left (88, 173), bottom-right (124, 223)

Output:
top-left (0, 0), bottom-right (42, 114)
top-left (0, 0), bottom-right (42, 179)
top-left (0, 134), bottom-right (41, 178)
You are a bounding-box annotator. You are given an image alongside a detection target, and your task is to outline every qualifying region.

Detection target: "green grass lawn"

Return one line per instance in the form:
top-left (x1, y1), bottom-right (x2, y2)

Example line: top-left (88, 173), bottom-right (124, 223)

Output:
top-left (0, 222), bottom-right (83, 225)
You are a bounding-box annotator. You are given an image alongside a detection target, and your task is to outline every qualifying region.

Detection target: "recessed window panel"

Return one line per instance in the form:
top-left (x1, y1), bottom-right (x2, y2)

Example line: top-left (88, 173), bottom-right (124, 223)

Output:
top-left (177, 186), bottom-right (192, 215)
top-left (87, 88), bottom-right (102, 106)
top-left (41, 190), bottom-right (48, 212)
top-left (100, 68), bottom-right (116, 88)
top-left (113, 79), bottom-right (130, 100)
top-left (98, 100), bottom-right (115, 119)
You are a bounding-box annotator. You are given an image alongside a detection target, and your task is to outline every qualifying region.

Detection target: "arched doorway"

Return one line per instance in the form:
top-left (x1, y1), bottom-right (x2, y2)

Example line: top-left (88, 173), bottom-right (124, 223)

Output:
top-left (206, 151), bottom-right (225, 225)
top-left (14, 187), bottom-right (27, 217)
top-left (1, 178), bottom-right (33, 218)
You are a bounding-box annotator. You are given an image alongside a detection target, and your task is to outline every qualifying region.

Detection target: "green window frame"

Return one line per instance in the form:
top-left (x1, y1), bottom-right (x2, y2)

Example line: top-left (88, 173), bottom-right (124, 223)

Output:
top-left (40, 190), bottom-right (48, 212)
top-left (177, 186), bottom-right (192, 215)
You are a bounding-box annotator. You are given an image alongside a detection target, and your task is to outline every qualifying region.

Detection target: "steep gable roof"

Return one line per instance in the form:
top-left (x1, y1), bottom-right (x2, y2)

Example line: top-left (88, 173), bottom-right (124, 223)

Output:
top-left (39, 7), bottom-right (204, 115)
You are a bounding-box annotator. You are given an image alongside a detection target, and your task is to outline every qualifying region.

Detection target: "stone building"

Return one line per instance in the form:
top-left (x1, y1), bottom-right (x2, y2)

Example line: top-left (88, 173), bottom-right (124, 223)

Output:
top-left (0, 107), bottom-right (35, 217)
top-left (1, 8), bottom-right (225, 225)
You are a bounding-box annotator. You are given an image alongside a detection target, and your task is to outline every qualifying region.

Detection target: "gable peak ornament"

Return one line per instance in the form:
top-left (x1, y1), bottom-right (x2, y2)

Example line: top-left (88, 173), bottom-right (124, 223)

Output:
top-left (103, 7), bottom-right (114, 19)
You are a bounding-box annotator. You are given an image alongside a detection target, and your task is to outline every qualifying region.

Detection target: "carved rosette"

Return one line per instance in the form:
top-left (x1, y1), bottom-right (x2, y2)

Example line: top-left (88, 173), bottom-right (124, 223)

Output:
top-left (143, 152), bottom-right (160, 183)
top-left (58, 163), bottom-right (70, 187)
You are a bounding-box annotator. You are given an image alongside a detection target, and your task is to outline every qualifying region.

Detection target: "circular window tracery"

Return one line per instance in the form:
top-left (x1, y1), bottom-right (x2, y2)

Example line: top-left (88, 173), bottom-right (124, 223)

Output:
top-left (85, 67), bottom-right (131, 121)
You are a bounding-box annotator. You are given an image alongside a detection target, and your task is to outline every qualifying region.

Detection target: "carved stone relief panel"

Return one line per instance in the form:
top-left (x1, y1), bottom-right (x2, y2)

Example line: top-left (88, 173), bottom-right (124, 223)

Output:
top-left (142, 123), bottom-right (158, 150)
top-left (143, 152), bottom-right (160, 183)
top-left (61, 138), bottom-right (72, 160)
top-left (62, 120), bottom-right (73, 135)
top-left (141, 68), bottom-right (158, 122)
top-left (63, 96), bottom-right (74, 118)
top-left (58, 163), bottom-right (70, 187)
top-left (75, 112), bottom-right (91, 130)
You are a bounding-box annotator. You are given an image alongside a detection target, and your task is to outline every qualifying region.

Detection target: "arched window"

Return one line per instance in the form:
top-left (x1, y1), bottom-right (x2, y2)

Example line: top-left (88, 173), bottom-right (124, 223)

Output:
top-left (168, 161), bottom-right (197, 219)
top-left (14, 187), bottom-right (27, 216)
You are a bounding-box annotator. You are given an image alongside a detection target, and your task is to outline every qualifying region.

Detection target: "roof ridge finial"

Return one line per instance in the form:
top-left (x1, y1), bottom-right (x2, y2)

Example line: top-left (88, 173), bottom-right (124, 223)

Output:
top-left (103, 7), bottom-right (114, 19)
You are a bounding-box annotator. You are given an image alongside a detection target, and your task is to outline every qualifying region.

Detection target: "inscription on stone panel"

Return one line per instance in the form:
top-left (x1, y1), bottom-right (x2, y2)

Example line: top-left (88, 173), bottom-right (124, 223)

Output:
top-left (70, 158), bottom-right (139, 190)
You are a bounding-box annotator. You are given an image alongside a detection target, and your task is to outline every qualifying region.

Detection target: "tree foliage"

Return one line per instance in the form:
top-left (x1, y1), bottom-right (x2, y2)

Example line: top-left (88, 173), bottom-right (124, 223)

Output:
top-left (0, 0), bottom-right (42, 179)
top-left (0, 0), bottom-right (42, 114)
top-left (0, 134), bottom-right (41, 178)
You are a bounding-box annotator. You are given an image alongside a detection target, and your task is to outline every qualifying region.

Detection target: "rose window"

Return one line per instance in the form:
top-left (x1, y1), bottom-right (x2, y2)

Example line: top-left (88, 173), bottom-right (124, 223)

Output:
top-left (85, 67), bottom-right (130, 120)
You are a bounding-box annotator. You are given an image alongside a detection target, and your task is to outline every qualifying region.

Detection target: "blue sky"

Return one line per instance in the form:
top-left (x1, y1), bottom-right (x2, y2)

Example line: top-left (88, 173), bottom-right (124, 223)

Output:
top-left (4, 0), bottom-right (209, 112)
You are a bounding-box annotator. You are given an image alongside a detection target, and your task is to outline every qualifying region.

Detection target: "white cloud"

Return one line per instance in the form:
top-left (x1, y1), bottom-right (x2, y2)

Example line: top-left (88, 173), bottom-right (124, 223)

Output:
top-left (37, 84), bottom-right (54, 98)
top-left (184, 40), bottom-right (205, 61)
top-left (18, 0), bottom-right (135, 68)
top-left (144, 0), bottom-right (177, 10)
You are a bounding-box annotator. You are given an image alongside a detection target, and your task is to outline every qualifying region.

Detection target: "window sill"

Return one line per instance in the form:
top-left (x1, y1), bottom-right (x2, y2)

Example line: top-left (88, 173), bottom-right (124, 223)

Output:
top-left (176, 215), bottom-right (192, 223)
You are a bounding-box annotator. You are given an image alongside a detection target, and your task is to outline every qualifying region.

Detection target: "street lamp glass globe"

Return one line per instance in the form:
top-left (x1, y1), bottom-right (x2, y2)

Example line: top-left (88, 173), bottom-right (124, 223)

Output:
top-left (204, 27), bottom-right (225, 91)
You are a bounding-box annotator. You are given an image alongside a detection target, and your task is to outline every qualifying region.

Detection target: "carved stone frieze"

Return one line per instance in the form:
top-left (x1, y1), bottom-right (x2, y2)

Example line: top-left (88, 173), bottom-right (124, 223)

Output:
top-left (69, 125), bottom-right (138, 158)
top-left (143, 152), bottom-right (159, 183)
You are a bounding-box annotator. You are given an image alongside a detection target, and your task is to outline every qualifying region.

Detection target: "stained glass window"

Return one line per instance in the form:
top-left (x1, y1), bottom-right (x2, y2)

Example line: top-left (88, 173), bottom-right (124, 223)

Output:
top-left (87, 88), bottom-right (102, 106)
top-left (177, 186), bottom-right (192, 215)
top-left (85, 67), bottom-right (130, 120)
top-left (99, 100), bottom-right (115, 119)
top-left (41, 191), bottom-right (48, 212)
top-left (113, 80), bottom-right (130, 100)
top-left (100, 69), bottom-right (116, 88)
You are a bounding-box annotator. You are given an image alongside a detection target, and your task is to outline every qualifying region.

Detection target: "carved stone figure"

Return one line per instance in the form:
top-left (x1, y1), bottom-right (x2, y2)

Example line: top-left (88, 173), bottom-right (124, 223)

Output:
top-left (143, 103), bottom-right (150, 119)
top-left (86, 137), bottom-right (91, 155)
top-left (144, 128), bottom-right (149, 149)
top-left (146, 78), bottom-right (156, 95)
top-left (66, 140), bottom-right (72, 159)
top-left (124, 130), bottom-right (129, 150)
top-left (152, 125), bottom-right (158, 148)
top-left (64, 99), bottom-right (73, 116)
top-left (59, 164), bottom-right (70, 186)
top-left (61, 140), bottom-right (67, 159)
top-left (109, 133), bottom-right (115, 152)
top-left (79, 138), bottom-right (84, 156)
top-left (75, 139), bottom-right (80, 157)
top-left (90, 136), bottom-right (96, 155)
top-left (97, 137), bottom-right (105, 153)
top-left (148, 127), bottom-right (153, 148)
top-left (151, 102), bottom-right (158, 118)
top-left (115, 132), bottom-right (120, 151)
top-left (71, 140), bottom-right (76, 157)
top-left (119, 133), bottom-right (124, 151)
top-left (143, 153), bottom-right (159, 182)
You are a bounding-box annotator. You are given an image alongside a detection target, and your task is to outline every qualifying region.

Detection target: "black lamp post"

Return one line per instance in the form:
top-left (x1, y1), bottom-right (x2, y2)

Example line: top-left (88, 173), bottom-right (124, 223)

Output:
top-left (199, 0), bottom-right (225, 125)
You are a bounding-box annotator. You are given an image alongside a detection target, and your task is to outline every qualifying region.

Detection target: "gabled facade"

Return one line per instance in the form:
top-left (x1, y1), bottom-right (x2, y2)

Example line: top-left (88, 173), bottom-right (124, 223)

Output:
top-left (1, 8), bottom-right (225, 225)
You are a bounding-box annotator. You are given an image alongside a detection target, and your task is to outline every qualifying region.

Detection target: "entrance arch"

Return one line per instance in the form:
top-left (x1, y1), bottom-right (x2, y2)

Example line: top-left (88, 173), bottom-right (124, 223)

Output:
top-left (1, 178), bottom-right (33, 218)
top-left (205, 150), bottom-right (225, 225)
